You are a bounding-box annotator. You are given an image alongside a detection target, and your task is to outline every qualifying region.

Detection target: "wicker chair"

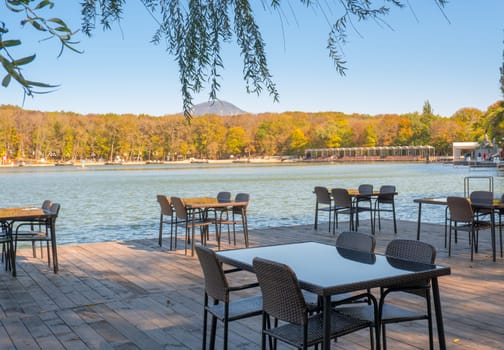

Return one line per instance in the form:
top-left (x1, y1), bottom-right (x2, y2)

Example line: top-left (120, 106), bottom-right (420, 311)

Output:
top-left (338, 239), bottom-right (436, 350)
top-left (14, 202), bottom-right (60, 267)
top-left (12, 200), bottom-right (52, 258)
top-left (447, 196), bottom-right (492, 261)
top-left (373, 185), bottom-right (397, 234)
top-left (195, 245), bottom-right (262, 350)
top-left (378, 239), bottom-right (437, 350)
top-left (331, 188), bottom-right (358, 233)
top-left (171, 196), bottom-right (214, 256)
top-left (218, 193), bottom-right (250, 247)
top-left (0, 222), bottom-right (13, 272)
top-left (336, 231), bottom-right (376, 253)
top-left (356, 184), bottom-right (375, 234)
top-left (156, 195), bottom-right (177, 249)
top-left (253, 257), bottom-right (373, 350)
top-left (313, 186), bottom-right (338, 233)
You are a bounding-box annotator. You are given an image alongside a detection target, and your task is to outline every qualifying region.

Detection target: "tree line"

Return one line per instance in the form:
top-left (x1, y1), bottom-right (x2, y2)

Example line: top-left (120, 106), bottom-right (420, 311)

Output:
top-left (0, 101), bottom-right (503, 163)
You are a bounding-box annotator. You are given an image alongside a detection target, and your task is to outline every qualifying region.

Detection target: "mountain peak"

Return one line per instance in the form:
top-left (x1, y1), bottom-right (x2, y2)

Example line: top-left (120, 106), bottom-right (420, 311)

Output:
top-left (191, 100), bottom-right (247, 116)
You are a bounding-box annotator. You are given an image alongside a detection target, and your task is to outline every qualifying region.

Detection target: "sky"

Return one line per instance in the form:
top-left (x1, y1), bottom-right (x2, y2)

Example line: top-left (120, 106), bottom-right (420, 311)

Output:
top-left (1, 1), bottom-right (504, 117)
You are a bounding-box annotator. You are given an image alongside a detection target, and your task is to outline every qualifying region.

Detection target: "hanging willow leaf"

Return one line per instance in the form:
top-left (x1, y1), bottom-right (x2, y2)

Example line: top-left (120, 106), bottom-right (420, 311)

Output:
top-left (2, 74), bottom-right (11, 87)
top-left (13, 54), bottom-right (36, 66)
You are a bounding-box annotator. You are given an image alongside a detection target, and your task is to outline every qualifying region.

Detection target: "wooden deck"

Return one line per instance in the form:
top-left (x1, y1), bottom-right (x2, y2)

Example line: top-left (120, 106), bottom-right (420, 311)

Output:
top-left (1, 218), bottom-right (503, 349)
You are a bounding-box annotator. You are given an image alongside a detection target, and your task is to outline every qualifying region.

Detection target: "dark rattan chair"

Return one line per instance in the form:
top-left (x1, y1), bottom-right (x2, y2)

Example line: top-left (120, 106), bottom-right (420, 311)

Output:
top-left (338, 239), bottom-right (436, 350)
top-left (447, 196), bottom-right (492, 261)
top-left (253, 257), bottom-right (373, 350)
top-left (171, 196), bottom-right (214, 256)
top-left (331, 188), bottom-right (358, 233)
top-left (380, 239), bottom-right (437, 350)
top-left (374, 185), bottom-right (397, 234)
top-left (218, 193), bottom-right (250, 247)
top-left (0, 222), bottom-right (13, 272)
top-left (336, 231), bottom-right (376, 253)
top-left (356, 184), bottom-right (375, 234)
top-left (195, 245), bottom-right (262, 350)
top-left (156, 195), bottom-right (177, 249)
top-left (12, 200), bottom-right (52, 258)
top-left (314, 186), bottom-right (338, 233)
top-left (14, 202), bottom-right (60, 267)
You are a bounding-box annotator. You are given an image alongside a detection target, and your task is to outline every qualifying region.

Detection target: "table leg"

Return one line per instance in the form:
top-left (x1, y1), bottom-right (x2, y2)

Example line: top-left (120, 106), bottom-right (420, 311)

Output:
top-left (51, 217), bottom-right (58, 273)
top-left (491, 209), bottom-right (496, 262)
top-left (416, 202), bottom-right (422, 240)
top-left (322, 295), bottom-right (331, 350)
top-left (432, 278), bottom-right (446, 350)
top-left (8, 224), bottom-right (16, 277)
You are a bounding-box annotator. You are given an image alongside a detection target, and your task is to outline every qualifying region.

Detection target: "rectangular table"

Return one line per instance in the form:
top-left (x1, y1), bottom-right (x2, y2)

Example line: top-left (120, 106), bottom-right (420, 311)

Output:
top-left (0, 207), bottom-right (58, 276)
top-left (415, 197), bottom-right (503, 261)
top-left (217, 242), bottom-right (451, 350)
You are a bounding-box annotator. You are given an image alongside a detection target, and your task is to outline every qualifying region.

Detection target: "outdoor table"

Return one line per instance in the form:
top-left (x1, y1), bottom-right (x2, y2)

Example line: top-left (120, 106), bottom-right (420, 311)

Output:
top-left (0, 207), bottom-right (58, 276)
top-left (182, 197), bottom-right (250, 250)
top-left (217, 241), bottom-right (451, 350)
top-left (414, 197), bottom-right (504, 262)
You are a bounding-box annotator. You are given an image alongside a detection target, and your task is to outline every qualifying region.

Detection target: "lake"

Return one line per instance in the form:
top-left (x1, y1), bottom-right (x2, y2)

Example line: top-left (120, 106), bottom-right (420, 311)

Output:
top-left (1, 162), bottom-right (502, 245)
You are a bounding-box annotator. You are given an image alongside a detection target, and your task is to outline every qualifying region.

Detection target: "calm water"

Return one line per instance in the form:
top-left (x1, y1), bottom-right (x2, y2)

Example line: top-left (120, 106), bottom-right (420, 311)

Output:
top-left (1, 162), bottom-right (503, 245)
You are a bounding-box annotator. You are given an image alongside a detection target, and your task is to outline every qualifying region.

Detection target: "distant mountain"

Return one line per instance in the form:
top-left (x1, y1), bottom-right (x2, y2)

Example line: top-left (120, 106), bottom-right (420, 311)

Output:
top-left (191, 100), bottom-right (247, 116)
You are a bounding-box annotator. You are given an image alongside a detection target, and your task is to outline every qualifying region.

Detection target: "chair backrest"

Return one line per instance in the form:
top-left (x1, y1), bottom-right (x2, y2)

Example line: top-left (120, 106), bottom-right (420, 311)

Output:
top-left (235, 192), bottom-right (250, 203)
top-left (447, 196), bottom-right (473, 222)
top-left (171, 197), bottom-right (188, 221)
top-left (314, 186), bottom-right (331, 205)
top-left (378, 185), bottom-right (396, 202)
top-left (358, 184), bottom-right (373, 195)
top-left (385, 239), bottom-right (436, 264)
top-left (253, 257), bottom-right (307, 326)
top-left (470, 190), bottom-right (493, 206)
top-left (195, 245), bottom-right (229, 302)
top-left (157, 195), bottom-right (173, 216)
top-left (42, 200), bottom-right (52, 210)
top-left (233, 193), bottom-right (250, 214)
top-left (217, 191), bottom-right (232, 203)
top-left (331, 188), bottom-right (352, 207)
top-left (336, 231), bottom-right (376, 253)
top-left (50, 203), bottom-right (61, 217)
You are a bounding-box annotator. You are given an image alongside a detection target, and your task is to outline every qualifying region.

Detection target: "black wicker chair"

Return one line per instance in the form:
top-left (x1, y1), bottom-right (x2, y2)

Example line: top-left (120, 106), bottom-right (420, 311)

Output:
top-left (253, 257), bottom-right (373, 350)
top-left (314, 186), bottom-right (338, 233)
top-left (338, 239), bottom-right (436, 350)
top-left (218, 193), bottom-right (250, 247)
top-left (171, 196), bottom-right (214, 256)
top-left (373, 185), bottom-right (397, 234)
top-left (356, 184), bottom-right (375, 234)
top-left (331, 188), bottom-right (358, 233)
top-left (156, 195), bottom-right (177, 249)
top-left (14, 202), bottom-right (60, 267)
top-left (447, 196), bottom-right (492, 261)
top-left (379, 239), bottom-right (437, 350)
top-left (195, 245), bottom-right (262, 350)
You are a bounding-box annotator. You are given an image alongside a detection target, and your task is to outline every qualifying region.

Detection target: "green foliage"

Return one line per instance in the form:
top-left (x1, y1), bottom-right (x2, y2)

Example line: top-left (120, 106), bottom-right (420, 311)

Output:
top-left (2, 1), bottom-right (447, 121)
top-left (1, 0), bottom-right (79, 97)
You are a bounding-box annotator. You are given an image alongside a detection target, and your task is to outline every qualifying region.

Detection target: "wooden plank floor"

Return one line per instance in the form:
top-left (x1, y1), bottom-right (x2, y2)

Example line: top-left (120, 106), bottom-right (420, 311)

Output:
top-left (1, 218), bottom-right (503, 349)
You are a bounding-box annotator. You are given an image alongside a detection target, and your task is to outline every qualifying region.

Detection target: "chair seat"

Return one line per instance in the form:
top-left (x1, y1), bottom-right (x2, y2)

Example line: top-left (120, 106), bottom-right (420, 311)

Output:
top-left (302, 291), bottom-right (359, 310)
top-left (206, 295), bottom-right (263, 321)
top-left (337, 303), bottom-right (427, 324)
top-left (264, 310), bottom-right (370, 348)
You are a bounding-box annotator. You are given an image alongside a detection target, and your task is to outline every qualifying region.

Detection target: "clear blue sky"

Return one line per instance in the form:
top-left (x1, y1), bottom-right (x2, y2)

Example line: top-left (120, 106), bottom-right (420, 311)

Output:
top-left (1, 1), bottom-right (503, 117)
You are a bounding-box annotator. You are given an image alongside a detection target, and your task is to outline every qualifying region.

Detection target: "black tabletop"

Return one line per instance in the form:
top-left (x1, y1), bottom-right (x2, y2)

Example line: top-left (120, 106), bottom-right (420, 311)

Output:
top-left (217, 242), bottom-right (451, 296)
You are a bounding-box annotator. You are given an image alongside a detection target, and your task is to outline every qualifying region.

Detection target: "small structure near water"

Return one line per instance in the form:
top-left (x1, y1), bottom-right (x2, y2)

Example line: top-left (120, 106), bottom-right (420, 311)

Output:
top-left (304, 145), bottom-right (434, 162)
